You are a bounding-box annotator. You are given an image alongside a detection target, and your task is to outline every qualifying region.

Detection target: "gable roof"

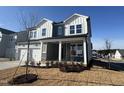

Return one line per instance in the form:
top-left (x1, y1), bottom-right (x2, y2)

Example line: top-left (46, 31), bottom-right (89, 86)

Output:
top-left (118, 49), bottom-right (124, 56)
top-left (0, 28), bottom-right (15, 34)
top-left (37, 18), bottom-right (53, 27)
top-left (64, 13), bottom-right (89, 23)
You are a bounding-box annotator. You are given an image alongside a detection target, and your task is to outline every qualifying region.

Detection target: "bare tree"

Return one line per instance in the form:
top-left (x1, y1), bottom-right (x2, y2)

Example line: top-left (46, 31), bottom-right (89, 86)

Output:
top-left (105, 39), bottom-right (112, 51)
top-left (17, 11), bottom-right (39, 78)
top-left (104, 39), bottom-right (112, 69)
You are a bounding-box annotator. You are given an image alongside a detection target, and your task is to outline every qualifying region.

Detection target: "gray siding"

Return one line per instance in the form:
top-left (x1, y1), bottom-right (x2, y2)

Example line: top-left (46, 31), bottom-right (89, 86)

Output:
top-left (0, 33), bottom-right (16, 58)
top-left (17, 31), bottom-right (28, 42)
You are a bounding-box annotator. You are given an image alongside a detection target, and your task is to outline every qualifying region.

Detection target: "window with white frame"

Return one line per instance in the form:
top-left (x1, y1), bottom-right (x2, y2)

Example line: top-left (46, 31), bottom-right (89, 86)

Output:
top-left (42, 28), bottom-right (46, 36)
top-left (33, 31), bottom-right (37, 38)
top-left (42, 44), bottom-right (47, 53)
top-left (30, 31), bottom-right (33, 38)
top-left (76, 24), bottom-right (82, 33)
top-left (70, 25), bottom-right (75, 34)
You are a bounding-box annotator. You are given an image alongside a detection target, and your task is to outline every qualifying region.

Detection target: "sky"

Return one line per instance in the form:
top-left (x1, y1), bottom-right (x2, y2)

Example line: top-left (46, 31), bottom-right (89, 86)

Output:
top-left (0, 6), bottom-right (124, 49)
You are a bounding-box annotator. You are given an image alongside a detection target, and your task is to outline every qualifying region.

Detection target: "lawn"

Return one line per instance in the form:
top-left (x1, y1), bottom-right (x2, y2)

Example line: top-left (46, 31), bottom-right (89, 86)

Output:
top-left (0, 66), bottom-right (124, 86)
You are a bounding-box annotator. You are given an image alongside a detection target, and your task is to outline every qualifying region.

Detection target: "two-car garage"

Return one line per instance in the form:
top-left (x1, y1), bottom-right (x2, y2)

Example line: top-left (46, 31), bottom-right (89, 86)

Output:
top-left (18, 48), bottom-right (41, 62)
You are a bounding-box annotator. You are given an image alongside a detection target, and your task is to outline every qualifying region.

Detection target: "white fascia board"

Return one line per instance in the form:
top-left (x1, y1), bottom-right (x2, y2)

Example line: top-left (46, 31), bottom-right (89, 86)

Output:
top-left (64, 13), bottom-right (89, 23)
top-left (36, 18), bottom-right (53, 27)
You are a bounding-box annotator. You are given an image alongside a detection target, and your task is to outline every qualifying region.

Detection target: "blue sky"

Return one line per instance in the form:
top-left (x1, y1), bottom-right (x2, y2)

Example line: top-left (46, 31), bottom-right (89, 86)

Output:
top-left (0, 6), bottom-right (124, 49)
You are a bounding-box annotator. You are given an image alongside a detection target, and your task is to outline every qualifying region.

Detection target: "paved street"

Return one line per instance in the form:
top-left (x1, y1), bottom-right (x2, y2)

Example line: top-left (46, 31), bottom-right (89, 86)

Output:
top-left (0, 61), bottom-right (25, 70)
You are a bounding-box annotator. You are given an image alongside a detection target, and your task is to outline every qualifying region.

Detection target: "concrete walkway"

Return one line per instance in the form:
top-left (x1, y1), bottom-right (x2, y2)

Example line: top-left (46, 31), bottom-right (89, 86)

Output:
top-left (0, 61), bottom-right (25, 70)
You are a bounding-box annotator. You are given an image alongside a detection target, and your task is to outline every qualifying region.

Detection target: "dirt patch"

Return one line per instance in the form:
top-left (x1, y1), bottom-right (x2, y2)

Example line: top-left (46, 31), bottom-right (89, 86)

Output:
top-left (0, 67), bottom-right (124, 86)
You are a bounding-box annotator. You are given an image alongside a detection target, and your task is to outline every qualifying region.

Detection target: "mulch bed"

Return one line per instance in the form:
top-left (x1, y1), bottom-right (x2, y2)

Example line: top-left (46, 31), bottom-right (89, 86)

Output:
top-left (8, 74), bottom-right (38, 85)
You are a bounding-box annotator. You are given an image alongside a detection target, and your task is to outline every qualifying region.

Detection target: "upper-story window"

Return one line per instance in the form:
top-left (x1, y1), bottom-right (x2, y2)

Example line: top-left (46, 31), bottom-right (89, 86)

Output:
top-left (30, 31), bottom-right (37, 38)
top-left (33, 31), bottom-right (37, 38)
top-left (58, 26), bottom-right (63, 35)
top-left (76, 24), bottom-right (82, 33)
top-left (30, 32), bottom-right (33, 38)
top-left (70, 25), bottom-right (75, 34)
top-left (42, 28), bottom-right (46, 36)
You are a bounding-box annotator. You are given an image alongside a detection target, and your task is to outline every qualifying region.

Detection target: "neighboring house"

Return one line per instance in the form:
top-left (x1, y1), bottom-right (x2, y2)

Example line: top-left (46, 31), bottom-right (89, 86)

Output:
top-left (0, 28), bottom-right (16, 59)
top-left (15, 13), bottom-right (92, 66)
top-left (114, 49), bottom-right (124, 59)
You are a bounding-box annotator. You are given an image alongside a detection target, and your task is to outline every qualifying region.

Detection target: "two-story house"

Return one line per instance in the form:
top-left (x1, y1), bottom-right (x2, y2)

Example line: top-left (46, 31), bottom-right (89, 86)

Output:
top-left (16, 13), bottom-right (92, 66)
top-left (0, 28), bottom-right (16, 59)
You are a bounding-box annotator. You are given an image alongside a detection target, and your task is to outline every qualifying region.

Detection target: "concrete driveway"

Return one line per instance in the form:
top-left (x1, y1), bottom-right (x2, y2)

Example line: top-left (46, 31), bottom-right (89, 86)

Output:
top-left (0, 61), bottom-right (25, 70)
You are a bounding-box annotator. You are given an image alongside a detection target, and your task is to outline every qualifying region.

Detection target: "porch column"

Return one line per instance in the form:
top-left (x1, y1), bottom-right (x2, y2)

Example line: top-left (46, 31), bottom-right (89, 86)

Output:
top-left (59, 41), bottom-right (62, 62)
top-left (40, 41), bottom-right (43, 61)
top-left (83, 39), bottom-right (87, 66)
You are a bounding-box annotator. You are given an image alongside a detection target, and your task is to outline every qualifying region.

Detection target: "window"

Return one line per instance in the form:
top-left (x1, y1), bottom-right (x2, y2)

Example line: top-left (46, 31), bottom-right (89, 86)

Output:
top-left (58, 26), bottom-right (63, 35)
top-left (33, 31), bottom-right (37, 38)
top-left (70, 25), bottom-right (75, 34)
top-left (30, 32), bottom-right (33, 38)
top-left (42, 44), bottom-right (47, 53)
top-left (71, 45), bottom-right (76, 50)
top-left (77, 44), bottom-right (83, 50)
top-left (76, 24), bottom-right (82, 33)
top-left (42, 28), bottom-right (46, 36)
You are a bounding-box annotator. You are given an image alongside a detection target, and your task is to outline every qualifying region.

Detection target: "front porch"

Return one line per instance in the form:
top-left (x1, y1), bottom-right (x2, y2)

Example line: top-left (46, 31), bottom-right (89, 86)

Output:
top-left (40, 37), bottom-right (88, 66)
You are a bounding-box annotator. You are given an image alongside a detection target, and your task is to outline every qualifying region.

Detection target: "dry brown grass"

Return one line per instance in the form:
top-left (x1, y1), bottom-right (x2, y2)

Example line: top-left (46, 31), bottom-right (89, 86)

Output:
top-left (0, 66), bottom-right (124, 86)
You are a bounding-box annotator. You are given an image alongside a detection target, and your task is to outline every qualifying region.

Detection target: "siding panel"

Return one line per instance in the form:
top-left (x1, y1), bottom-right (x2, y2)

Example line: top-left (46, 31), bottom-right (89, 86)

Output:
top-left (65, 16), bottom-right (87, 36)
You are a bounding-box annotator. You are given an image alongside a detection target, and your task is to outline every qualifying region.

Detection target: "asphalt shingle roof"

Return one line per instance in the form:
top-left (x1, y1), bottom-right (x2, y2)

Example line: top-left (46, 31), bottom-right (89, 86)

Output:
top-left (0, 28), bottom-right (15, 34)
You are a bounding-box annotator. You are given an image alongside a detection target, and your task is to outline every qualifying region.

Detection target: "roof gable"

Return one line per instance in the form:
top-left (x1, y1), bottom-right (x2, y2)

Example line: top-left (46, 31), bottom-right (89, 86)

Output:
top-left (37, 18), bottom-right (53, 27)
top-left (64, 13), bottom-right (89, 23)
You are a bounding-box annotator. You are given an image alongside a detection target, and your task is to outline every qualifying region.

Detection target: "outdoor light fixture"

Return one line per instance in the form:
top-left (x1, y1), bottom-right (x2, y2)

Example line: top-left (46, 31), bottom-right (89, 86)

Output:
top-left (14, 35), bottom-right (17, 40)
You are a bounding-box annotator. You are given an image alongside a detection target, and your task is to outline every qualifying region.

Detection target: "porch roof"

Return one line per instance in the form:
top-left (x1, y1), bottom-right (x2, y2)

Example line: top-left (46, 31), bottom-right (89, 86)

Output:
top-left (31, 34), bottom-right (87, 42)
top-left (16, 34), bottom-right (87, 44)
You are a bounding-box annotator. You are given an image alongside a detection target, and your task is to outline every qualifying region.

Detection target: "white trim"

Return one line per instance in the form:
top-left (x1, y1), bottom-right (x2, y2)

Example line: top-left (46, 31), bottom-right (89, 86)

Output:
top-left (59, 41), bottom-right (62, 62)
top-left (69, 24), bottom-right (83, 35)
top-left (40, 41), bottom-right (43, 60)
top-left (42, 43), bottom-right (47, 53)
top-left (64, 13), bottom-right (88, 23)
top-left (30, 30), bottom-right (38, 39)
top-left (83, 39), bottom-right (87, 65)
top-left (37, 18), bottom-right (53, 27)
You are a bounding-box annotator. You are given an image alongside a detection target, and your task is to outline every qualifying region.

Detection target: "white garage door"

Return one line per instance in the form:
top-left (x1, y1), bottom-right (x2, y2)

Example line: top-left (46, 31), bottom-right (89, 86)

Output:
top-left (32, 49), bottom-right (41, 62)
top-left (20, 49), bottom-right (27, 62)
